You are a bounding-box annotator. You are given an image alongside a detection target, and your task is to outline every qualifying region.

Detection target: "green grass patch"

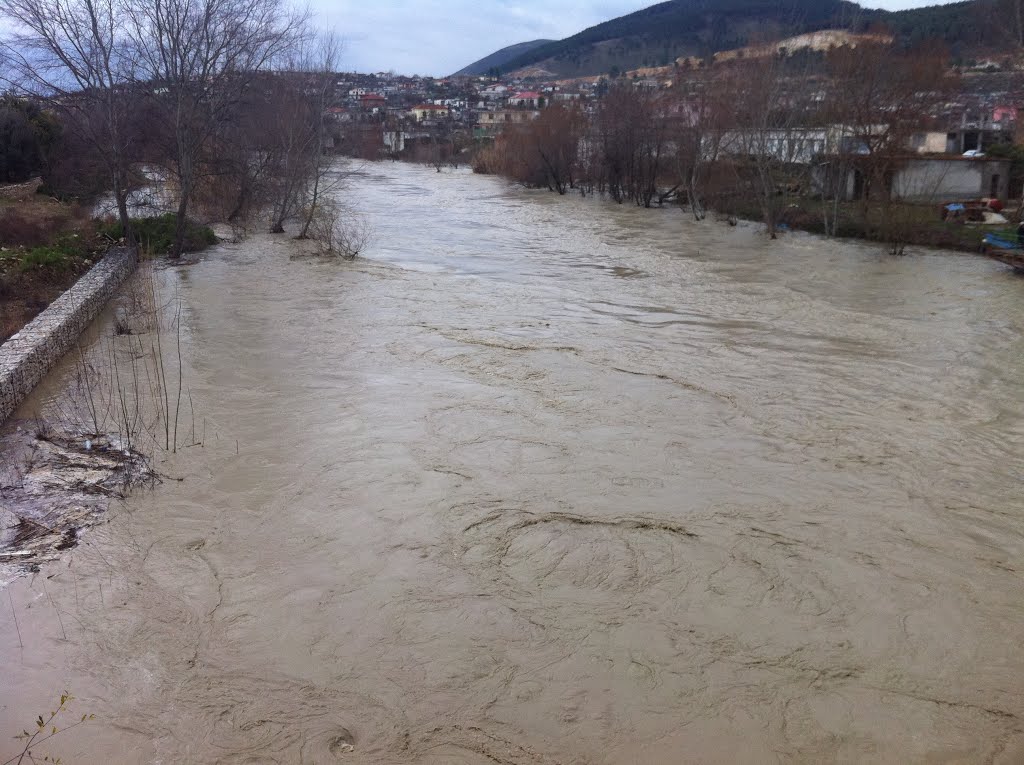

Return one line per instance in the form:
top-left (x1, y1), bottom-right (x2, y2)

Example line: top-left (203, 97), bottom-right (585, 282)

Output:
top-left (0, 231), bottom-right (96, 274)
top-left (98, 213), bottom-right (218, 255)
top-left (20, 244), bottom-right (77, 271)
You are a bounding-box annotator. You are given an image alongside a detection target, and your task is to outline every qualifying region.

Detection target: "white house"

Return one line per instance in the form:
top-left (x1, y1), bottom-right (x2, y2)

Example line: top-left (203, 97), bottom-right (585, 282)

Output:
top-left (509, 91), bottom-right (545, 108)
top-left (817, 156), bottom-right (1011, 203)
top-left (891, 157), bottom-right (1010, 202)
top-left (480, 84), bottom-right (509, 100)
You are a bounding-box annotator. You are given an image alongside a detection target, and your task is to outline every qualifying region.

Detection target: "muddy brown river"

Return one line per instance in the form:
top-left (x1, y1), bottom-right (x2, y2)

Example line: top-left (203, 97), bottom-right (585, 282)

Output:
top-left (3, 163), bottom-right (1024, 764)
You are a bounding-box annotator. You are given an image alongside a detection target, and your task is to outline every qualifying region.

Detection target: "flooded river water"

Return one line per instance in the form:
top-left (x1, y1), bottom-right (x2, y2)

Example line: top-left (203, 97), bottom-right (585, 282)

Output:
top-left (3, 163), bottom-right (1024, 764)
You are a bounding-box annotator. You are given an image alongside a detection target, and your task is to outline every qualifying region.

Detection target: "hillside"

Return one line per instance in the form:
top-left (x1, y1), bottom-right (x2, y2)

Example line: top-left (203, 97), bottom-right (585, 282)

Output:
top-left (452, 40), bottom-right (555, 77)
top-left (490, 0), bottom-right (996, 78)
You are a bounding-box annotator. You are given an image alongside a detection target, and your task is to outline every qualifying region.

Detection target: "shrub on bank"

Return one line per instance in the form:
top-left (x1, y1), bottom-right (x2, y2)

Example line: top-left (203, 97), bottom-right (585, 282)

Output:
top-left (98, 213), bottom-right (218, 255)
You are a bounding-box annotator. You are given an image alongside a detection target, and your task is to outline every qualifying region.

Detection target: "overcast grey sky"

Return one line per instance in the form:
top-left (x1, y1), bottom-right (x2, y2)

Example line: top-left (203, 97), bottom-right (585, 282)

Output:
top-left (318, 0), bottom-right (962, 76)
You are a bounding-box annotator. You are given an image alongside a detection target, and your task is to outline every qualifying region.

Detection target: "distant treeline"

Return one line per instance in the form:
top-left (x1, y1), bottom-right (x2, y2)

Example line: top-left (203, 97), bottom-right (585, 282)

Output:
top-left (0, 95), bottom-right (59, 184)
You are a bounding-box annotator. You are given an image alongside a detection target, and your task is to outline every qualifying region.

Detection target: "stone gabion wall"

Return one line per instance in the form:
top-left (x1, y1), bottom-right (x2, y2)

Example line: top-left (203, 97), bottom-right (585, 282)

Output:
top-left (0, 178), bottom-right (42, 201)
top-left (0, 247), bottom-right (138, 425)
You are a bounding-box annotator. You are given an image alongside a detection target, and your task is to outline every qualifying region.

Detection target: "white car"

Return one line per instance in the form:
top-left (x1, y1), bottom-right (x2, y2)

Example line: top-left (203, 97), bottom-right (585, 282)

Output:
top-left (963, 149), bottom-right (986, 158)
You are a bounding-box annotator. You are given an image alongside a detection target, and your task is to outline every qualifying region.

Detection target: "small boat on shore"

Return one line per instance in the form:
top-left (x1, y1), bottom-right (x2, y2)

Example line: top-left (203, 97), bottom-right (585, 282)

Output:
top-left (981, 233), bottom-right (1024, 272)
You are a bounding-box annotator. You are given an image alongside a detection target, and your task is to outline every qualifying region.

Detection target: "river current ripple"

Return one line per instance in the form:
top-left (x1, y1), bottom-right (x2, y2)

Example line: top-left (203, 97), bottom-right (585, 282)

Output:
top-left (3, 163), bottom-right (1024, 764)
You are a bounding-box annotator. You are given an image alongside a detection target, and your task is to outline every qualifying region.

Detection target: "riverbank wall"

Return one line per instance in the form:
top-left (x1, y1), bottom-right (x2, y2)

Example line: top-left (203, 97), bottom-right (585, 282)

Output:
top-left (0, 246), bottom-right (138, 425)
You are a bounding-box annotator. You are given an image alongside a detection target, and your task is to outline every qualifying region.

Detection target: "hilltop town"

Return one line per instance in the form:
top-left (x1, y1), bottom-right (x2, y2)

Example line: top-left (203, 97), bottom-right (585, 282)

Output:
top-left (326, 39), bottom-right (1024, 198)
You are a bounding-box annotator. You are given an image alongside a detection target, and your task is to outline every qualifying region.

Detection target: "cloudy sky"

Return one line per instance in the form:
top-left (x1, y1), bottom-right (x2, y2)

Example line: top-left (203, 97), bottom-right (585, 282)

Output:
top-left (316, 0), bottom-right (963, 76)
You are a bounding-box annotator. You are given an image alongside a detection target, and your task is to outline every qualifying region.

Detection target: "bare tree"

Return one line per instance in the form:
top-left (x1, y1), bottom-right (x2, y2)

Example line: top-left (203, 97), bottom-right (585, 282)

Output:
top-left (593, 85), bottom-right (675, 207)
top-left (428, 132), bottom-right (445, 173)
top-left (296, 32), bottom-right (342, 240)
top-left (0, 0), bottom-right (138, 239)
top-left (825, 39), bottom-right (956, 250)
top-left (259, 32), bottom-right (343, 235)
top-left (196, 80), bottom-right (279, 230)
top-left (306, 197), bottom-right (371, 259)
top-left (669, 71), bottom-right (716, 220)
top-left (531, 103), bottom-right (587, 194)
top-left (479, 103), bottom-right (587, 194)
top-left (593, 85), bottom-right (639, 204)
top-left (122, 0), bottom-right (307, 256)
top-left (714, 53), bottom-right (819, 238)
top-left (265, 73), bottom-right (318, 233)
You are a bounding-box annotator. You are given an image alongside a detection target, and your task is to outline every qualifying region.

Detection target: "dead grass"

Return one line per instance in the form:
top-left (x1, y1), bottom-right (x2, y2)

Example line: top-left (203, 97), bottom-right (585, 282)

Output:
top-left (0, 194), bottom-right (88, 244)
top-left (0, 189), bottom-right (105, 342)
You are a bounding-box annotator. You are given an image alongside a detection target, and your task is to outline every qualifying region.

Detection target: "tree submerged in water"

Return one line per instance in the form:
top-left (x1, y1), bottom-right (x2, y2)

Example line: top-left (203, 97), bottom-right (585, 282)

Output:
top-left (304, 199), bottom-right (372, 259)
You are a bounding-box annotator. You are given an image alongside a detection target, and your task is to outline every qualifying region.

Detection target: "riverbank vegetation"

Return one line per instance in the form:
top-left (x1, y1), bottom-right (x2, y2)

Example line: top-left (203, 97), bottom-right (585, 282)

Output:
top-left (97, 214), bottom-right (217, 257)
top-left (0, 0), bottom-right (358, 260)
top-left (747, 198), bottom-right (1011, 254)
top-left (474, 39), bottom-right (1010, 256)
top-left (0, 0), bottom-right (362, 337)
top-left (0, 180), bottom-right (216, 341)
top-left (0, 188), bottom-right (105, 341)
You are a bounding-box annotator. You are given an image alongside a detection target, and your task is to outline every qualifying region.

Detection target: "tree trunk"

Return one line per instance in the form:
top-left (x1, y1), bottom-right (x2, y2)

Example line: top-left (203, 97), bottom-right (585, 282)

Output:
top-left (116, 187), bottom-right (133, 245)
top-left (688, 165), bottom-right (705, 221)
top-left (171, 194), bottom-right (190, 258)
top-left (298, 169), bottom-right (321, 239)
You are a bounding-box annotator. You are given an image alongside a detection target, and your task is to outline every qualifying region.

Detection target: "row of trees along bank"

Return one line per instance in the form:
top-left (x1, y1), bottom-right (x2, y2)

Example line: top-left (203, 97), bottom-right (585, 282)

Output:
top-left (0, 0), bottom-right (352, 257)
top-left (475, 39), bottom-right (968, 254)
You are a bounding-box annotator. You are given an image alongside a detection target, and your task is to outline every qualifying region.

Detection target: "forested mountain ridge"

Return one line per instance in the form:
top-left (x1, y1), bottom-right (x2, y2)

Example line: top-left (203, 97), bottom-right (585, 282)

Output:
top-left (453, 40), bottom-right (555, 76)
top-left (478, 0), bottom-right (1006, 78)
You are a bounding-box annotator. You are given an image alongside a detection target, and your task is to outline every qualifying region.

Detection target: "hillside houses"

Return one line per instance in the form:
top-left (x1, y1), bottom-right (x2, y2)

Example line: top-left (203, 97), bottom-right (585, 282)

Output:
top-left (475, 109), bottom-right (542, 138)
top-left (359, 93), bottom-right (386, 114)
top-left (710, 121), bottom-right (1015, 204)
top-left (317, 69), bottom-right (600, 158)
top-left (409, 103), bottom-right (450, 122)
top-left (509, 91), bottom-right (545, 108)
top-left (321, 64), bottom-right (1022, 206)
